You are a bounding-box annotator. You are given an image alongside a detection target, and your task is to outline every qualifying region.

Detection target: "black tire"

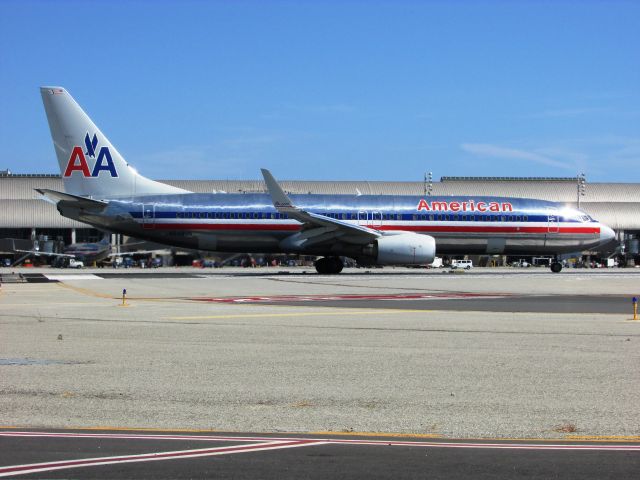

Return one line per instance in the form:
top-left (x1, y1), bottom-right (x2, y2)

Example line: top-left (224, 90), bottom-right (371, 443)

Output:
top-left (329, 257), bottom-right (344, 274)
top-left (315, 257), bottom-right (343, 274)
top-left (550, 262), bottom-right (562, 273)
top-left (315, 257), bottom-right (328, 274)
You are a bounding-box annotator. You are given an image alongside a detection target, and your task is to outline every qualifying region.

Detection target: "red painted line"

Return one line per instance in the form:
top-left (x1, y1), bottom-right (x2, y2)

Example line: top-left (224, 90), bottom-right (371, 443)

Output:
top-left (0, 440), bottom-right (324, 477)
top-left (188, 292), bottom-right (511, 303)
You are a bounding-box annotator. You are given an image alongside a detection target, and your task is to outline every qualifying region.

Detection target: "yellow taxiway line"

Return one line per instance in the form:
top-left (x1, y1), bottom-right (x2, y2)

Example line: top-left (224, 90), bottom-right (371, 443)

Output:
top-left (0, 425), bottom-right (637, 443)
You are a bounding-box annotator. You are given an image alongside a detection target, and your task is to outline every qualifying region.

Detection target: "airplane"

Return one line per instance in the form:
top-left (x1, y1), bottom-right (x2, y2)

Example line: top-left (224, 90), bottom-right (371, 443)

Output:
top-left (11, 234), bottom-right (112, 267)
top-left (38, 86), bottom-right (615, 274)
top-left (10, 232), bottom-right (163, 267)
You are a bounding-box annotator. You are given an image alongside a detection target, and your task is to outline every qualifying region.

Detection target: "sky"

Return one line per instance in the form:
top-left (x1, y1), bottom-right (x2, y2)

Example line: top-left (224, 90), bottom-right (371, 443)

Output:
top-left (0, 0), bottom-right (639, 182)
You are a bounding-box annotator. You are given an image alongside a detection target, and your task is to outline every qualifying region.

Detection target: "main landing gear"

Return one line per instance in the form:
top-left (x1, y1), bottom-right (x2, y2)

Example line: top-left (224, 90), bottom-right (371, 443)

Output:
top-left (315, 257), bottom-right (344, 274)
top-left (550, 258), bottom-right (563, 273)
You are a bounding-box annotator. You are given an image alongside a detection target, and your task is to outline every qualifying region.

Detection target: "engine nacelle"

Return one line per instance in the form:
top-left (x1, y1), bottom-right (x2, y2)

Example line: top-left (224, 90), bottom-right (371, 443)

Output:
top-left (368, 233), bottom-right (436, 265)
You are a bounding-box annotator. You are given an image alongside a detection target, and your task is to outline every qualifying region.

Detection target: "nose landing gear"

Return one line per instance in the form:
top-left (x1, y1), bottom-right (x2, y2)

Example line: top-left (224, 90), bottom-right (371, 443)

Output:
top-left (550, 259), bottom-right (563, 273)
top-left (315, 257), bottom-right (344, 274)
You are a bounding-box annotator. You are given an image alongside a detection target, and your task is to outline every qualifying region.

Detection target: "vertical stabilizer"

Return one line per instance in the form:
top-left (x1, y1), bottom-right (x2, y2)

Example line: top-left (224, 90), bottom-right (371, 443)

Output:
top-left (40, 86), bottom-right (188, 198)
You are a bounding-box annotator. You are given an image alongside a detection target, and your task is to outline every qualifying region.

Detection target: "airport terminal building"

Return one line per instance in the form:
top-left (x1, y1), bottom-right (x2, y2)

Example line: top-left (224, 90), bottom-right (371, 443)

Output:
top-left (1, 172), bottom-right (639, 262)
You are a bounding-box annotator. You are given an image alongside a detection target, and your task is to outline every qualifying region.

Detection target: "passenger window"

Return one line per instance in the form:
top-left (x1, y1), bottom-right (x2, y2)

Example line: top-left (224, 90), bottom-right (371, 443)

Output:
top-left (429, 215), bottom-right (434, 221)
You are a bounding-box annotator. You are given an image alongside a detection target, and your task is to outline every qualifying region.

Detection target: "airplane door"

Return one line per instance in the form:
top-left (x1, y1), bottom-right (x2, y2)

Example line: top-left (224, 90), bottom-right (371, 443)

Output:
top-left (142, 204), bottom-right (155, 230)
top-left (358, 211), bottom-right (368, 226)
top-left (547, 208), bottom-right (559, 233)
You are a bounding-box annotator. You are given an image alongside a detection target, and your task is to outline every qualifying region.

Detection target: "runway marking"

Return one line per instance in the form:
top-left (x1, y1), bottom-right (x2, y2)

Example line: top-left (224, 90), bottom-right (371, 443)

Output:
top-left (188, 292), bottom-right (512, 304)
top-left (3, 426), bottom-right (639, 442)
top-left (0, 439), bottom-right (325, 478)
top-left (309, 430), bottom-right (442, 438)
top-left (0, 429), bottom-right (637, 478)
top-left (566, 435), bottom-right (640, 441)
top-left (44, 274), bottom-right (103, 281)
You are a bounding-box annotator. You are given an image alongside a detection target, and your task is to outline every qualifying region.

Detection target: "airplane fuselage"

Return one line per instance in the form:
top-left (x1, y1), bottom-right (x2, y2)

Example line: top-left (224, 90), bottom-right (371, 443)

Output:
top-left (59, 193), bottom-right (611, 261)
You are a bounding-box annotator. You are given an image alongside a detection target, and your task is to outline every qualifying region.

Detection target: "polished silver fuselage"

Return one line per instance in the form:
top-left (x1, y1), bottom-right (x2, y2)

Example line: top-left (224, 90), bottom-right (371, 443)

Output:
top-left (57, 193), bottom-right (613, 258)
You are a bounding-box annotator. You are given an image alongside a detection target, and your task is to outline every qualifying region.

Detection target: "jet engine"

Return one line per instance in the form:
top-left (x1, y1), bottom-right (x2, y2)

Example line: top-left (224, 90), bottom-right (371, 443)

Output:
top-left (365, 233), bottom-right (436, 265)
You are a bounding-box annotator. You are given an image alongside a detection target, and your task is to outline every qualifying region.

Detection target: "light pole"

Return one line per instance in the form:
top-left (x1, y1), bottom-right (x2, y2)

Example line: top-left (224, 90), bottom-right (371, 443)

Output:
top-left (577, 173), bottom-right (586, 209)
top-left (424, 171), bottom-right (433, 196)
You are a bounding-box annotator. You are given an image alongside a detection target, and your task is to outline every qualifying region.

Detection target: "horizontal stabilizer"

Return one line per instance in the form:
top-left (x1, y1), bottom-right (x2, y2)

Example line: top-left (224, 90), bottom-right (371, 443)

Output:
top-left (36, 189), bottom-right (108, 210)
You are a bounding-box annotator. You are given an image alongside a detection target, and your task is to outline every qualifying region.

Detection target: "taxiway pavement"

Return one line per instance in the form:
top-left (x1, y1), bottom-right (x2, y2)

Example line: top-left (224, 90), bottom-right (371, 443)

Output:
top-left (1, 429), bottom-right (639, 479)
top-left (1, 268), bottom-right (639, 441)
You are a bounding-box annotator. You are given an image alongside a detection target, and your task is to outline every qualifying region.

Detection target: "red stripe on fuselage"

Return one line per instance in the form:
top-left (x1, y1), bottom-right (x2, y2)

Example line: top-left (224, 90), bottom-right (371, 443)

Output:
top-left (381, 225), bottom-right (601, 234)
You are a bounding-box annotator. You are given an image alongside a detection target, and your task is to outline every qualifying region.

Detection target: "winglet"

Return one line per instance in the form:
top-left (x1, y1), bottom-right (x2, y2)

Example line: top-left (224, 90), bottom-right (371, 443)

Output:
top-left (260, 169), bottom-right (297, 213)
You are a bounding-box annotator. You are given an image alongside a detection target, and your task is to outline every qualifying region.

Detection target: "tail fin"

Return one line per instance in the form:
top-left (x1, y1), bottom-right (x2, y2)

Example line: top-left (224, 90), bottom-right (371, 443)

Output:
top-left (40, 86), bottom-right (188, 199)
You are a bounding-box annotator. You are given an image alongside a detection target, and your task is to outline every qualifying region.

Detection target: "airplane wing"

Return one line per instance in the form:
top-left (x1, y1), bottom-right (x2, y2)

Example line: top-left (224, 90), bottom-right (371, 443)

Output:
top-left (261, 169), bottom-right (381, 248)
top-left (13, 249), bottom-right (76, 258)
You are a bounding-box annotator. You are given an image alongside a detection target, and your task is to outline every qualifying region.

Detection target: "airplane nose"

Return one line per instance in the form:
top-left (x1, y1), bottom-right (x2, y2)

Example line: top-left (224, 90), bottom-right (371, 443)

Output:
top-left (599, 224), bottom-right (615, 245)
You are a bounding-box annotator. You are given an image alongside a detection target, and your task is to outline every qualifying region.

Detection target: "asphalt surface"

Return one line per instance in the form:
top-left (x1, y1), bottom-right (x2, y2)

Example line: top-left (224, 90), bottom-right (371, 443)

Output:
top-left (267, 294), bottom-right (634, 314)
top-left (1, 429), bottom-right (639, 479)
top-left (1, 268), bottom-right (639, 478)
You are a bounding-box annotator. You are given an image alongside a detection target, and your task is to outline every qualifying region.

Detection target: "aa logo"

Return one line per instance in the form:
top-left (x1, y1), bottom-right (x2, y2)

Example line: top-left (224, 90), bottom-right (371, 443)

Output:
top-left (63, 133), bottom-right (118, 178)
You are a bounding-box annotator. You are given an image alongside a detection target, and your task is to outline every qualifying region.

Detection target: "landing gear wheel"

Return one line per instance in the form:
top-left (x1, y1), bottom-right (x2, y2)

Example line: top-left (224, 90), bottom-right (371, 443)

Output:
top-left (315, 257), bottom-right (343, 274)
top-left (550, 262), bottom-right (563, 273)
top-left (329, 257), bottom-right (344, 274)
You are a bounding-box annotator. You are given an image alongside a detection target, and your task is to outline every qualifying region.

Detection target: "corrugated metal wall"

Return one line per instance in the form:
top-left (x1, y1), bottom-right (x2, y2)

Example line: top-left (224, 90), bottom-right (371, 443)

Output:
top-left (1, 176), bottom-right (639, 230)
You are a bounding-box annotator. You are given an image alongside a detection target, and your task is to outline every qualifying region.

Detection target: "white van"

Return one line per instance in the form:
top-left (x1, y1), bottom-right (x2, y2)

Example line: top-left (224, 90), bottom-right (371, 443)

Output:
top-left (451, 259), bottom-right (473, 270)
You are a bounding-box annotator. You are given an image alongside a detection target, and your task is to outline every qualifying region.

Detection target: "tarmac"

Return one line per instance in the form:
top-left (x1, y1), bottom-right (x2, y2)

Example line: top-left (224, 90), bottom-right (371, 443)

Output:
top-left (1, 266), bottom-right (639, 477)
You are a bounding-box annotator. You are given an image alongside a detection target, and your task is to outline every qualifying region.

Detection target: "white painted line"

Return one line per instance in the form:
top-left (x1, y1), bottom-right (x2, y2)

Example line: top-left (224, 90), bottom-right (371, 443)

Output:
top-left (0, 440), bottom-right (325, 477)
top-left (44, 274), bottom-right (103, 281)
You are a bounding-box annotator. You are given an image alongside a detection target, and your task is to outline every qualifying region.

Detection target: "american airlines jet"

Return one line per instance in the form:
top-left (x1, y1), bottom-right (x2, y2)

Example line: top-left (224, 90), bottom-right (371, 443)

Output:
top-left (39, 87), bottom-right (614, 274)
